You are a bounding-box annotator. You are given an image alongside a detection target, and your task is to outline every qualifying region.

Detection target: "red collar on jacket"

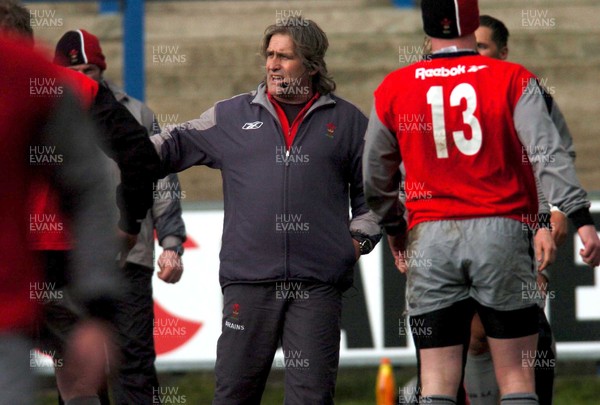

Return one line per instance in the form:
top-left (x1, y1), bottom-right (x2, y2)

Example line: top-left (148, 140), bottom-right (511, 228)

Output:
top-left (267, 92), bottom-right (320, 149)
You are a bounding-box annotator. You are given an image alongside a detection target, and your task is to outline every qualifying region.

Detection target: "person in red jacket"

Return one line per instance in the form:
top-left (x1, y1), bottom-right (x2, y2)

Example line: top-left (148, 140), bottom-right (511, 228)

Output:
top-left (363, 1), bottom-right (600, 404)
top-left (1, 2), bottom-right (162, 404)
top-left (1, 2), bottom-right (159, 243)
top-left (0, 34), bottom-right (119, 405)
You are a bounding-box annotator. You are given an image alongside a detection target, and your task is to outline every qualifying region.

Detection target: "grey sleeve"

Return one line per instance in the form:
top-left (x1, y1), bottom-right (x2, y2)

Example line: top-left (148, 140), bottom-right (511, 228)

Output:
top-left (363, 104), bottom-right (405, 228)
top-left (350, 211), bottom-right (383, 240)
top-left (549, 100), bottom-right (576, 161)
top-left (142, 105), bottom-right (187, 247)
top-left (140, 104), bottom-right (157, 135)
top-left (42, 91), bottom-right (121, 306)
top-left (153, 173), bottom-right (186, 248)
top-left (150, 106), bottom-right (222, 175)
top-left (347, 108), bottom-right (382, 240)
top-left (514, 80), bottom-right (590, 217)
top-left (534, 176), bottom-right (550, 216)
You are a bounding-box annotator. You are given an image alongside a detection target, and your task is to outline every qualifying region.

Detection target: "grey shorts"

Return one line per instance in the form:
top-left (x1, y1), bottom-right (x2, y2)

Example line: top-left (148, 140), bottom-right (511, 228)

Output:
top-left (405, 217), bottom-right (541, 316)
top-left (36, 290), bottom-right (84, 357)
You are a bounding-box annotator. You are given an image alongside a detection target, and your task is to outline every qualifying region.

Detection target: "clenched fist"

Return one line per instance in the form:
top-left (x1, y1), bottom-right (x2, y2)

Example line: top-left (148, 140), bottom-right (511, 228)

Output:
top-left (157, 250), bottom-right (183, 283)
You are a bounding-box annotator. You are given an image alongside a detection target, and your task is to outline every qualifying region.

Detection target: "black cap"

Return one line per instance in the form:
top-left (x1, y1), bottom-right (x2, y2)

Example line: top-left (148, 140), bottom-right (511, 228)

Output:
top-left (421, 0), bottom-right (480, 39)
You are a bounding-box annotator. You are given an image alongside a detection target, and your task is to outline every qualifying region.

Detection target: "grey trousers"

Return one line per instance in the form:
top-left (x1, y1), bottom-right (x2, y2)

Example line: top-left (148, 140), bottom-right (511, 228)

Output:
top-left (213, 282), bottom-right (343, 405)
top-left (0, 333), bottom-right (35, 405)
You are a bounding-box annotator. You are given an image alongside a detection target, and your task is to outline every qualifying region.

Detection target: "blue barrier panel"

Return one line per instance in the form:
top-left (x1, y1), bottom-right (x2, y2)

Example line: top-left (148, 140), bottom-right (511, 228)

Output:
top-left (123, 0), bottom-right (145, 101)
top-left (392, 0), bottom-right (414, 7)
top-left (99, 0), bottom-right (119, 14)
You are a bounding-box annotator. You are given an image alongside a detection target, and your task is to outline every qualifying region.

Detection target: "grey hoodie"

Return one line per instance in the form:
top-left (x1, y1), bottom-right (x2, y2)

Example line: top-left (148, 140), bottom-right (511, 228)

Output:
top-left (106, 81), bottom-right (186, 269)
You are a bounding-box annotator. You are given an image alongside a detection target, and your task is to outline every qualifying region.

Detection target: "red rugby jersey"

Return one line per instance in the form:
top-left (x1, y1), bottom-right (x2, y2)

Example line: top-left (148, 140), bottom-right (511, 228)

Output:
top-left (27, 66), bottom-right (99, 250)
top-left (0, 38), bottom-right (65, 331)
top-left (374, 52), bottom-right (538, 229)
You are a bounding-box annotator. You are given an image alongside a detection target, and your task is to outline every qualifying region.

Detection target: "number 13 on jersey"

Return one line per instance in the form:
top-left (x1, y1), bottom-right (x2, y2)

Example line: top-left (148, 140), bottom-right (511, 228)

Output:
top-left (426, 83), bottom-right (482, 158)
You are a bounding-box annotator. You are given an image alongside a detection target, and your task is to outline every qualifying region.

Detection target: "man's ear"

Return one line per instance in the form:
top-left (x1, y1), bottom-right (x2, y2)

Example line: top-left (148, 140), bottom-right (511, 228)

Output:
top-left (307, 66), bottom-right (318, 76)
top-left (499, 46), bottom-right (509, 61)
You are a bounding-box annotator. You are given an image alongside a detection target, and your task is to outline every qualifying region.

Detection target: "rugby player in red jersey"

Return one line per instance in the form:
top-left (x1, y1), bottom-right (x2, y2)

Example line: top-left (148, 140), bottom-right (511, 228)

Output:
top-left (364, 1), bottom-right (600, 404)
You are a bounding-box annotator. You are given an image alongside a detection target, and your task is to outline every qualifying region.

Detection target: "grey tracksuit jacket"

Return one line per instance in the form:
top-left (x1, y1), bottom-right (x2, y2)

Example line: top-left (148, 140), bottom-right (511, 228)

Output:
top-left (151, 83), bottom-right (381, 289)
top-left (106, 81), bottom-right (186, 268)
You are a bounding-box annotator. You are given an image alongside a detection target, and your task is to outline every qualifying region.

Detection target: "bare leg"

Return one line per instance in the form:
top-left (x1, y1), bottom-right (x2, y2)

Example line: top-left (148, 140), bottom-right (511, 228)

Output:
top-left (56, 321), bottom-right (114, 403)
top-left (487, 334), bottom-right (538, 395)
top-left (420, 345), bottom-right (464, 397)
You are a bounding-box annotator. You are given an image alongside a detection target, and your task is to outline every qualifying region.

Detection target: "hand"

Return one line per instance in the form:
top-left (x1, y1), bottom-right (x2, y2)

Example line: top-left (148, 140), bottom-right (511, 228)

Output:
top-left (157, 250), bottom-right (184, 283)
top-left (550, 210), bottom-right (568, 246)
top-left (577, 225), bottom-right (600, 267)
top-left (533, 227), bottom-right (556, 271)
top-left (388, 234), bottom-right (407, 273)
top-left (352, 239), bottom-right (361, 261)
top-left (117, 229), bottom-right (137, 268)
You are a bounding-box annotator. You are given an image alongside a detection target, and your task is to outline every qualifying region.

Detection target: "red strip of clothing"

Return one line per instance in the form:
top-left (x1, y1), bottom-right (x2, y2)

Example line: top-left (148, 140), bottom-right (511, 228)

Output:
top-left (268, 92), bottom-right (320, 149)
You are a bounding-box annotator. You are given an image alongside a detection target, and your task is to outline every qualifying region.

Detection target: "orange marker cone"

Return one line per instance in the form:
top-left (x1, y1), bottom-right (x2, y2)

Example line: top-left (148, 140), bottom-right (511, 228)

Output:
top-left (376, 357), bottom-right (396, 405)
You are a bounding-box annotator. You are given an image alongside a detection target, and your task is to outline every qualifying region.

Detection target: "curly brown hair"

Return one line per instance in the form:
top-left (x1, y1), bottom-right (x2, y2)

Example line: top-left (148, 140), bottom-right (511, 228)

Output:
top-left (261, 18), bottom-right (336, 96)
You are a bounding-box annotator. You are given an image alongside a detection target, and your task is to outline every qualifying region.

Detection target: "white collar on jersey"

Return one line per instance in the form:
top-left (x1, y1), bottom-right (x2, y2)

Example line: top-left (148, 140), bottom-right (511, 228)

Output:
top-left (433, 46), bottom-right (475, 54)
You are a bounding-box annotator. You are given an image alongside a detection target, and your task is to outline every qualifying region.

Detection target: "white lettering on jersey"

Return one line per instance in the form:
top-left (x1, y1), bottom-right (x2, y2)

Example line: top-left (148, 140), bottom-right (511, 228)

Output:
top-left (415, 65), bottom-right (466, 80)
top-left (415, 65), bottom-right (489, 80)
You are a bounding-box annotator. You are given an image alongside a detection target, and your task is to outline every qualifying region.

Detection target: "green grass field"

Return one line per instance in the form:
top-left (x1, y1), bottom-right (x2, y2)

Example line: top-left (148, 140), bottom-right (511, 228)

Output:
top-left (36, 363), bottom-right (600, 404)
